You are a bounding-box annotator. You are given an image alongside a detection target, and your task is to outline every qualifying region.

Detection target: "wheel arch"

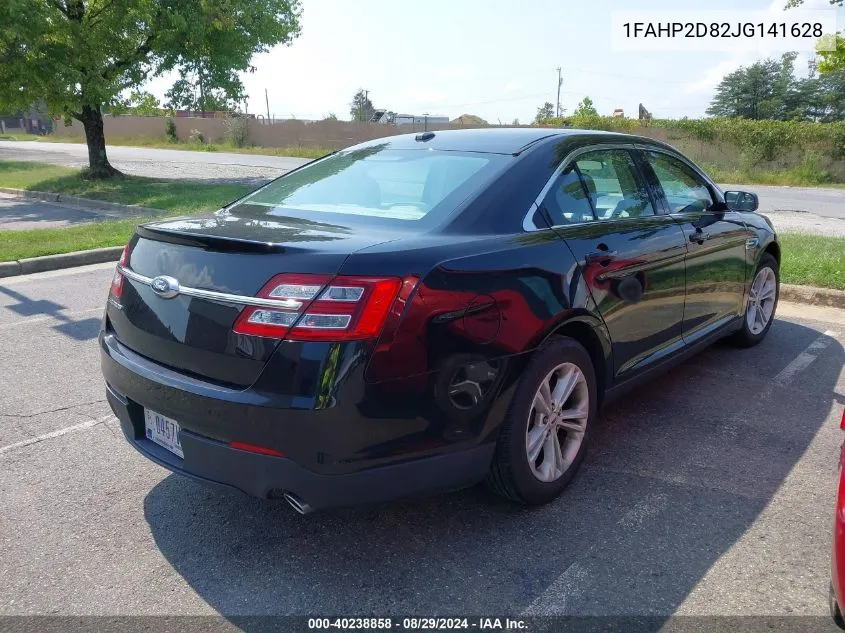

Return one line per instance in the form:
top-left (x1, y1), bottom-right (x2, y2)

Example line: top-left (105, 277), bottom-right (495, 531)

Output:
top-left (540, 312), bottom-right (612, 407)
top-left (763, 239), bottom-right (781, 266)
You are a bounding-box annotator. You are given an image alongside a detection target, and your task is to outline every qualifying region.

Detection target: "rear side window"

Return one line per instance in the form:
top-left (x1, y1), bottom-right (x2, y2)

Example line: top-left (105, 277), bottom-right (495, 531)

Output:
top-left (574, 150), bottom-right (654, 220)
top-left (645, 151), bottom-right (713, 214)
top-left (541, 165), bottom-right (596, 225)
top-left (230, 146), bottom-right (508, 222)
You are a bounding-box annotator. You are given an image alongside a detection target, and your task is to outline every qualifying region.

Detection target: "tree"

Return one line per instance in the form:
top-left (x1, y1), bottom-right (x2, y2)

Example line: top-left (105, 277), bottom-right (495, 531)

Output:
top-left (323, 113), bottom-right (339, 121)
top-left (786, 0), bottom-right (844, 72)
top-left (0, 0), bottom-right (301, 178)
top-left (164, 63), bottom-right (244, 114)
top-left (818, 34), bottom-right (845, 73)
top-left (706, 51), bottom-right (845, 121)
top-left (573, 97), bottom-right (598, 117)
top-left (534, 102), bottom-right (555, 124)
top-left (350, 90), bottom-right (375, 122)
top-left (108, 91), bottom-right (166, 116)
top-left (706, 55), bottom-right (794, 120)
top-left (128, 92), bottom-right (165, 117)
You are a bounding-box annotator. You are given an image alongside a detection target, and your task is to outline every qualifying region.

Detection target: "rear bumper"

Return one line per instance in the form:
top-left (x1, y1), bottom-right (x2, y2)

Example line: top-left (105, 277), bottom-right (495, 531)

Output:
top-left (101, 332), bottom-right (496, 509)
top-left (107, 384), bottom-right (492, 508)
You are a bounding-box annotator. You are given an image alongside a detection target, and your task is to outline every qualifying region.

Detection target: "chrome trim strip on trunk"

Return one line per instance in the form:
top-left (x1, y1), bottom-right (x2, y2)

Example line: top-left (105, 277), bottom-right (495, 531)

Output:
top-left (118, 266), bottom-right (304, 310)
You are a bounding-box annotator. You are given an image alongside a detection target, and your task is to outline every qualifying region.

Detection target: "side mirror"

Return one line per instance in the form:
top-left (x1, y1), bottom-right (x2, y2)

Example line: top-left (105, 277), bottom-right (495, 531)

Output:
top-left (724, 190), bottom-right (759, 212)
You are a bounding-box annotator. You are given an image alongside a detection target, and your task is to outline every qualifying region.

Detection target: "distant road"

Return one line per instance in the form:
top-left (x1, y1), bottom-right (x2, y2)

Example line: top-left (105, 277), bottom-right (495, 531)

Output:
top-left (1, 140), bottom-right (843, 222)
top-left (0, 140), bottom-right (310, 185)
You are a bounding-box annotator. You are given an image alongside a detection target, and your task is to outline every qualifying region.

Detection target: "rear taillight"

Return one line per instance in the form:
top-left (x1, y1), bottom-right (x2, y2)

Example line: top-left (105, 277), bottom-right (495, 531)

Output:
top-left (232, 273), bottom-right (404, 341)
top-left (109, 244), bottom-right (131, 299)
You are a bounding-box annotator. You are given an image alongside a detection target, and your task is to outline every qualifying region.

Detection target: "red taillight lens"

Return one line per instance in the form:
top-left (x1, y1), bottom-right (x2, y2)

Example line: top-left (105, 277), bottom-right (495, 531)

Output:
top-left (232, 273), bottom-right (405, 341)
top-left (110, 244), bottom-right (131, 299)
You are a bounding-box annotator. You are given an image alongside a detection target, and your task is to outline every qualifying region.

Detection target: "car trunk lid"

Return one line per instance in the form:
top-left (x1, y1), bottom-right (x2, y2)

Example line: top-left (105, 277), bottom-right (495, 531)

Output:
top-left (106, 214), bottom-right (399, 387)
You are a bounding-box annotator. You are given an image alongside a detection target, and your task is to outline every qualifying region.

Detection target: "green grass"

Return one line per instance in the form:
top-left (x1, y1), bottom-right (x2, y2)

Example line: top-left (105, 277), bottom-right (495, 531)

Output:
top-left (780, 233), bottom-right (845, 291)
top-left (0, 133), bottom-right (41, 141)
top-left (0, 219), bottom-right (143, 261)
top-left (706, 166), bottom-right (845, 188)
top-left (0, 160), bottom-right (253, 262)
top-left (0, 160), bottom-right (251, 214)
top-left (40, 134), bottom-right (332, 159)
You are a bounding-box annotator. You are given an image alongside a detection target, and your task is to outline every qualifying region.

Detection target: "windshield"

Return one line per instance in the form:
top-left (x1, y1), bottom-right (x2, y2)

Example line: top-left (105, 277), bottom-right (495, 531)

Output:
top-left (229, 144), bottom-right (510, 224)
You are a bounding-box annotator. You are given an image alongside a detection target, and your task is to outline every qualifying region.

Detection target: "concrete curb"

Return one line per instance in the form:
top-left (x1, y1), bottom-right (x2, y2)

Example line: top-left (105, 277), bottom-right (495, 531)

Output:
top-left (780, 283), bottom-right (845, 309)
top-left (0, 187), bottom-right (164, 218)
top-left (0, 246), bottom-right (123, 278)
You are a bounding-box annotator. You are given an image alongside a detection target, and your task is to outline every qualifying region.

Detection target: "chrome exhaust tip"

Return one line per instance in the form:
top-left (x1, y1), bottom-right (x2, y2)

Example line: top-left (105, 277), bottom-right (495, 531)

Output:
top-left (283, 492), bottom-right (314, 515)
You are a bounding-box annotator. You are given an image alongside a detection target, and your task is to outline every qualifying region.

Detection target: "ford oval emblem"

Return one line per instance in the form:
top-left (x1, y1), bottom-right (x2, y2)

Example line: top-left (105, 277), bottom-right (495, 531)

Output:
top-left (150, 275), bottom-right (180, 299)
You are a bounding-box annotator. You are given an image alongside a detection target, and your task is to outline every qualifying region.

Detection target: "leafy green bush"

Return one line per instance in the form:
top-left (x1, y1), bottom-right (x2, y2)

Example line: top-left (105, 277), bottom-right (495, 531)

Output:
top-left (792, 149), bottom-right (832, 184)
top-left (539, 115), bottom-right (845, 184)
top-left (164, 118), bottom-right (177, 143)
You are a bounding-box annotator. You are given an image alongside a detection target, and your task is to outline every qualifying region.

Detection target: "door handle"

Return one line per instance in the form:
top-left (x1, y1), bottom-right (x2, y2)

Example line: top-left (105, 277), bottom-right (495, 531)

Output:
top-left (689, 230), bottom-right (711, 244)
top-left (585, 250), bottom-right (618, 264)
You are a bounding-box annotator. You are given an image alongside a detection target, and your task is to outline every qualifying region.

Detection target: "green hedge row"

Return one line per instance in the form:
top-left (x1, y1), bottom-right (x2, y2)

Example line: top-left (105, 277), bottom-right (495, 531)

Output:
top-left (543, 115), bottom-right (845, 162)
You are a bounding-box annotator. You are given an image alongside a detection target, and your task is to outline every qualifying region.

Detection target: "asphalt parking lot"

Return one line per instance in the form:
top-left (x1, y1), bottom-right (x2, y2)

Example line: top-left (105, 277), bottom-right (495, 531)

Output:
top-left (1, 263), bottom-right (844, 625)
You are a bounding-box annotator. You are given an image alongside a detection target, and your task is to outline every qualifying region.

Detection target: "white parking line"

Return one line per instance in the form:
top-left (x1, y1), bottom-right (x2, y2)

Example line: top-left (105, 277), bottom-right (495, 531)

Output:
top-left (0, 307), bottom-right (103, 329)
top-left (0, 414), bottom-right (114, 455)
top-left (521, 492), bottom-right (669, 615)
top-left (770, 330), bottom-right (838, 388)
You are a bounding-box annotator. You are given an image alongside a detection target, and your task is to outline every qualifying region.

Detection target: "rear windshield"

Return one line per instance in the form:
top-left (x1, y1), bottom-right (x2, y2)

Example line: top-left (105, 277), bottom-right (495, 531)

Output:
top-left (228, 145), bottom-right (510, 224)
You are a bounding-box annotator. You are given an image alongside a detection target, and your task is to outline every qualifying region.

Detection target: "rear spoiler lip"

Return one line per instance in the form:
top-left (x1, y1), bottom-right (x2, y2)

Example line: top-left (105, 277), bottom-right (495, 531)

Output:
top-left (136, 224), bottom-right (286, 253)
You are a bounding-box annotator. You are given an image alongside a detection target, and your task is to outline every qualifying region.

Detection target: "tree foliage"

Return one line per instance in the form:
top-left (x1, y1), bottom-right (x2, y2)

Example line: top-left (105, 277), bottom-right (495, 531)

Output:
top-left (349, 90), bottom-right (375, 122)
top-left (110, 91), bottom-right (167, 117)
top-left (817, 33), bottom-right (845, 73)
top-left (706, 53), bottom-right (845, 122)
top-left (534, 102), bottom-right (555, 124)
top-left (0, 0), bottom-right (301, 177)
top-left (573, 97), bottom-right (598, 117)
top-left (786, 0), bottom-right (844, 72)
top-left (165, 63), bottom-right (244, 113)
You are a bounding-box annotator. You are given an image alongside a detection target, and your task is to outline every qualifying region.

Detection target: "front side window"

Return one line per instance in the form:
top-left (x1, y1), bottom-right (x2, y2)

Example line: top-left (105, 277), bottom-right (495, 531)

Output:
top-left (231, 145), bottom-right (508, 223)
top-left (574, 150), bottom-right (654, 220)
top-left (646, 151), bottom-right (713, 214)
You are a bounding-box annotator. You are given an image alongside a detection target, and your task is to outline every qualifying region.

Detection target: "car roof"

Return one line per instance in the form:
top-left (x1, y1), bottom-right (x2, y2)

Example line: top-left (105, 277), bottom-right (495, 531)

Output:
top-left (353, 127), bottom-right (632, 155)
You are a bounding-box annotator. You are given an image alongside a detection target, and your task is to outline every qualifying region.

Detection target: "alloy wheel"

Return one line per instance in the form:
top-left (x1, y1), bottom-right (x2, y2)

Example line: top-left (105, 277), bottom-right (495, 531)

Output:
top-left (525, 362), bottom-right (590, 483)
top-left (746, 266), bottom-right (777, 335)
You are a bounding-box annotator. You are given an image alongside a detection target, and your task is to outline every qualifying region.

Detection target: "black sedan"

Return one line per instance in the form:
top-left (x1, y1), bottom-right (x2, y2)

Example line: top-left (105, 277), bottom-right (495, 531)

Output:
top-left (100, 128), bottom-right (779, 513)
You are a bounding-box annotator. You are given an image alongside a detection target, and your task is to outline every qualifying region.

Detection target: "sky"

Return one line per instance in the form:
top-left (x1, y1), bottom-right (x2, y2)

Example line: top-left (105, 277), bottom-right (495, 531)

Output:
top-left (144, 0), bottom-right (844, 123)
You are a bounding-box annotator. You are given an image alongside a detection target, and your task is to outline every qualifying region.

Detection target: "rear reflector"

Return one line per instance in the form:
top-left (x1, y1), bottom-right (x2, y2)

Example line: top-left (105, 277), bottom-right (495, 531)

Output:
top-left (229, 441), bottom-right (286, 457)
top-left (233, 273), bottom-right (404, 341)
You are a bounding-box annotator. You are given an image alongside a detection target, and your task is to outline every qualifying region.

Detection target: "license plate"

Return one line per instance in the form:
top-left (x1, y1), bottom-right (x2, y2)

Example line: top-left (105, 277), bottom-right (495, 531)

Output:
top-left (144, 409), bottom-right (184, 459)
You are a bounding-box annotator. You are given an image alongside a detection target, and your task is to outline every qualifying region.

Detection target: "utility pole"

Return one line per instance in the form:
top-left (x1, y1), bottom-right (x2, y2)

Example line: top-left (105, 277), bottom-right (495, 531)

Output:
top-left (363, 89), bottom-right (369, 122)
top-left (423, 113), bottom-right (429, 132)
top-left (265, 88), bottom-right (271, 124)
top-left (555, 67), bottom-right (562, 118)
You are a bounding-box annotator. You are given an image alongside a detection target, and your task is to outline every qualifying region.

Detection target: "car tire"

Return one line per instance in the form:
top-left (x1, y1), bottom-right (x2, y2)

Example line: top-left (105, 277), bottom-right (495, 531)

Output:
top-left (485, 336), bottom-right (597, 505)
top-left (731, 253), bottom-right (779, 348)
top-left (831, 583), bottom-right (845, 629)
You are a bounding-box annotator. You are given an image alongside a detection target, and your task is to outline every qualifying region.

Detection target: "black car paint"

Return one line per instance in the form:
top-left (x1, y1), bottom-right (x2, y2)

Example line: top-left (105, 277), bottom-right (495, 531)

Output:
top-left (100, 128), bottom-right (779, 508)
